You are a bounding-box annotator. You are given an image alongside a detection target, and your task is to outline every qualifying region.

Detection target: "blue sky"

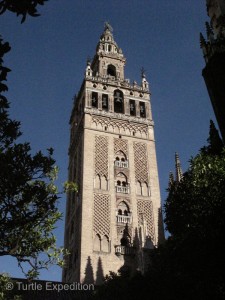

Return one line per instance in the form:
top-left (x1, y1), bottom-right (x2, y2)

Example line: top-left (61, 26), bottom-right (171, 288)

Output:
top-left (0, 0), bottom-right (215, 281)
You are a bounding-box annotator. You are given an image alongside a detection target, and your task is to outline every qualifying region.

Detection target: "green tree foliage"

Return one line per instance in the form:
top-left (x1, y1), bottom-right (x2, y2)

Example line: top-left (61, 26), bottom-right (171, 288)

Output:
top-left (0, 36), bottom-right (69, 279)
top-left (0, 0), bottom-right (48, 23)
top-left (0, 274), bottom-right (22, 300)
top-left (161, 122), bottom-right (225, 299)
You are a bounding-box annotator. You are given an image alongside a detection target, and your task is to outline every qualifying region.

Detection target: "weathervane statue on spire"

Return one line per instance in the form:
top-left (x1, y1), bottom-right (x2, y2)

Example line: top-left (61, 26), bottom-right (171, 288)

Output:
top-left (141, 67), bottom-right (146, 78)
top-left (104, 21), bottom-right (113, 32)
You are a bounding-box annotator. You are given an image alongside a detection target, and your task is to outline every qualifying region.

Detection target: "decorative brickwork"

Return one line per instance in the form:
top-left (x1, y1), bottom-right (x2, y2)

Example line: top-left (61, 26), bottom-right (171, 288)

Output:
top-left (137, 199), bottom-right (155, 240)
top-left (93, 194), bottom-right (110, 237)
top-left (133, 142), bottom-right (148, 182)
top-left (94, 136), bottom-right (109, 177)
top-left (92, 115), bottom-right (148, 137)
top-left (114, 138), bottom-right (128, 156)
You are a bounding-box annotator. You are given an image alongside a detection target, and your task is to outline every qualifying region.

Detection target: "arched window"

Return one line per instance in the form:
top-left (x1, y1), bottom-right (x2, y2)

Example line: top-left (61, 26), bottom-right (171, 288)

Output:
top-left (115, 150), bottom-right (127, 161)
top-left (130, 99), bottom-right (136, 116)
top-left (107, 64), bottom-right (116, 77)
top-left (93, 234), bottom-right (101, 252)
top-left (114, 90), bottom-right (124, 113)
top-left (116, 173), bottom-right (127, 185)
top-left (140, 102), bottom-right (146, 118)
top-left (118, 201), bottom-right (130, 215)
top-left (137, 181), bottom-right (142, 195)
top-left (92, 92), bottom-right (98, 108)
top-left (95, 174), bottom-right (101, 189)
top-left (101, 235), bottom-right (110, 252)
top-left (117, 180), bottom-right (121, 186)
top-left (101, 176), bottom-right (107, 190)
top-left (142, 182), bottom-right (148, 196)
top-left (102, 94), bottom-right (108, 111)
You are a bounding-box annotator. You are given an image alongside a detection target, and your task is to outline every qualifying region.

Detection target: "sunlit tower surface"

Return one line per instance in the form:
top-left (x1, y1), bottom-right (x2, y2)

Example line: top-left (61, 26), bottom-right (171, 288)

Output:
top-left (63, 23), bottom-right (164, 284)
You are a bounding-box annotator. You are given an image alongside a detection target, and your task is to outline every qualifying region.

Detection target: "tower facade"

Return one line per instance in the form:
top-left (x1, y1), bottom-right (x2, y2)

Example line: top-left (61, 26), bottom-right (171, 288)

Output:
top-left (200, 0), bottom-right (225, 141)
top-left (63, 23), bottom-right (164, 284)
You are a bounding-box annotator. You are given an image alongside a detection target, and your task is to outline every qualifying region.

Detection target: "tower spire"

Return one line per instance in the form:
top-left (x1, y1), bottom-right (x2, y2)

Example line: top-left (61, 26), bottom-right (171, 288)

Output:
top-left (175, 152), bottom-right (183, 182)
top-left (168, 171), bottom-right (174, 189)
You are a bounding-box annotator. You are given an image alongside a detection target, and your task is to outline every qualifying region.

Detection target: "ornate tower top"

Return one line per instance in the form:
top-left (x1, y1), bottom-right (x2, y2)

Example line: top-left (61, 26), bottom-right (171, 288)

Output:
top-left (91, 23), bottom-right (126, 80)
top-left (85, 23), bottom-right (149, 94)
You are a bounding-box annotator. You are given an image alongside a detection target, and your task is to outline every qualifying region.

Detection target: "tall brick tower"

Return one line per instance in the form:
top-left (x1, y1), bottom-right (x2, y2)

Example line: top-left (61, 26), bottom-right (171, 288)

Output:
top-left (63, 23), bottom-right (164, 284)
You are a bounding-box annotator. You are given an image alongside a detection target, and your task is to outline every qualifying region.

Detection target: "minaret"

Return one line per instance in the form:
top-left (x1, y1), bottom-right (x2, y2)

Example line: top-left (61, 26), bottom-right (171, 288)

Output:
top-left (63, 23), bottom-right (164, 284)
top-left (201, 0), bottom-right (225, 141)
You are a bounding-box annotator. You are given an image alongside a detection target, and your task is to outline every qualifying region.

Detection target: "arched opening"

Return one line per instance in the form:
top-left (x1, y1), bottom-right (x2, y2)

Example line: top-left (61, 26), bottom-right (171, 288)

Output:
top-left (101, 235), bottom-right (110, 252)
top-left (114, 150), bottom-right (128, 167)
top-left (116, 173), bottom-right (128, 193)
top-left (116, 150), bottom-right (127, 160)
top-left (124, 210), bottom-right (128, 216)
top-left (129, 99), bottom-right (136, 116)
top-left (142, 182), bottom-right (148, 196)
top-left (137, 181), bottom-right (142, 195)
top-left (92, 92), bottom-right (98, 108)
top-left (102, 94), bottom-right (108, 111)
top-left (118, 201), bottom-right (130, 215)
top-left (140, 102), bottom-right (146, 118)
top-left (93, 234), bottom-right (101, 252)
top-left (116, 173), bottom-right (127, 184)
top-left (118, 209), bottom-right (122, 215)
top-left (114, 90), bottom-right (124, 113)
top-left (122, 181), bottom-right (126, 187)
top-left (101, 176), bottom-right (107, 190)
top-left (95, 174), bottom-right (101, 189)
top-left (107, 64), bottom-right (116, 77)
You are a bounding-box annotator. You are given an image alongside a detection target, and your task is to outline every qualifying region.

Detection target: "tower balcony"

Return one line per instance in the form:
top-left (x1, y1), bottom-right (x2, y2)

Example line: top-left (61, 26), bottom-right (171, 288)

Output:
top-left (116, 214), bottom-right (132, 224)
top-left (115, 245), bottom-right (136, 256)
top-left (114, 160), bottom-right (129, 168)
top-left (116, 185), bottom-right (129, 194)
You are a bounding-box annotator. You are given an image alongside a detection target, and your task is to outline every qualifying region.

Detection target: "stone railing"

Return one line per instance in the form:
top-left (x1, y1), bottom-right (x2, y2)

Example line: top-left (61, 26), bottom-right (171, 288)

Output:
top-left (85, 74), bottom-right (149, 92)
top-left (115, 245), bottom-right (136, 256)
top-left (114, 160), bottom-right (129, 168)
top-left (116, 215), bottom-right (132, 224)
top-left (116, 185), bottom-right (129, 194)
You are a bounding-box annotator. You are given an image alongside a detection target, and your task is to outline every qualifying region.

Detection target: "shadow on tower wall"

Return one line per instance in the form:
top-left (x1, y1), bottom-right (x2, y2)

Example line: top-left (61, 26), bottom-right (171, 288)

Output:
top-left (95, 257), bottom-right (104, 285)
top-left (83, 256), bottom-right (94, 284)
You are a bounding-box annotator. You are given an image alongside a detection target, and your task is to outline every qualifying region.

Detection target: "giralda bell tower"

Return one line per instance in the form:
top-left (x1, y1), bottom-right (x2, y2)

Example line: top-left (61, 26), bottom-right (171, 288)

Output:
top-left (63, 23), bottom-right (164, 284)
